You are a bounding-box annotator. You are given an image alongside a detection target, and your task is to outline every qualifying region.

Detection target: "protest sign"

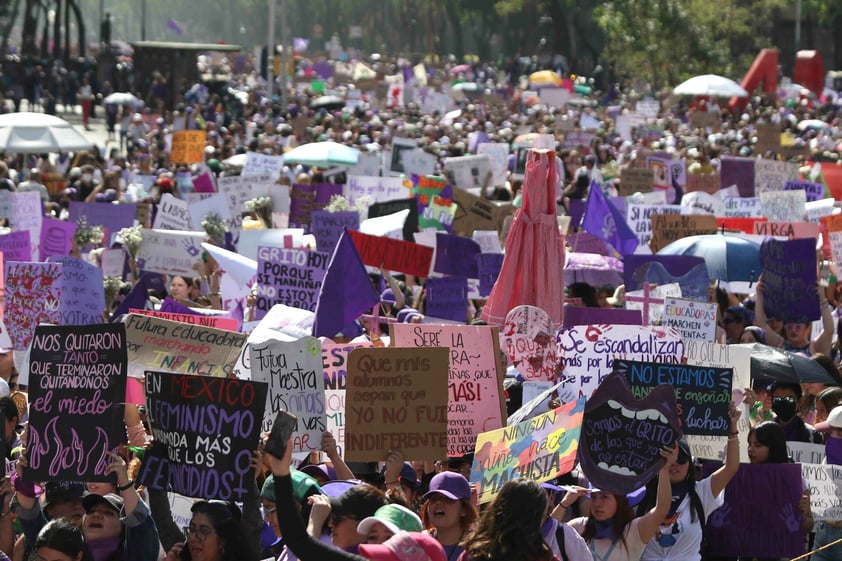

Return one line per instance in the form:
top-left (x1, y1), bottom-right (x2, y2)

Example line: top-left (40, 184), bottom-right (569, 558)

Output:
top-left (153, 193), bottom-right (191, 231)
top-left (389, 137), bottom-right (419, 175)
top-left (289, 183), bottom-right (344, 229)
top-left (249, 337), bottom-right (326, 452)
top-left (538, 87), bottom-right (570, 108)
top-left (433, 233), bottom-right (481, 278)
top-left (662, 297), bottom-right (717, 342)
top-left (255, 247), bottom-right (329, 318)
top-left (806, 198), bottom-right (835, 223)
top-left (784, 180), bottom-right (825, 202)
top-left (626, 204), bottom-right (682, 248)
top-left (346, 176), bottom-right (408, 205)
top-left (310, 210), bottom-right (360, 253)
top-left (720, 156), bottom-right (756, 198)
top-left (473, 231), bottom-right (503, 254)
top-left (344, 347), bottom-right (449, 461)
top-left (579, 371), bottom-right (681, 495)
top-left (755, 123), bottom-right (781, 154)
top-left (625, 283), bottom-right (682, 325)
top-left (136, 229), bottom-right (206, 276)
top-left (237, 228), bottom-right (305, 261)
top-left (347, 152), bottom-right (382, 177)
top-left (443, 155), bottom-right (492, 191)
top-left (753, 221), bottom-right (819, 240)
top-left (706, 463), bottom-right (805, 558)
top-left (48, 256), bottom-right (104, 325)
top-left (722, 197), bottom-right (762, 218)
top-left (138, 371), bottom-right (267, 501)
top-left (470, 399), bottom-right (585, 504)
top-left (562, 307), bottom-right (643, 328)
top-left (0, 230), bottom-right (31, 262)
top-left (217, 174), bottom-right (274, 220)
top-left (348, 230), bottom-right (433, 277)
top-left (759, 238), bottom-right (820, 323)
top-left (759, 190), bottom-right (806, 222)
top-left (477, 143), bottom-right (510, 186)
top-left (650, 214), bottom-right (717, 253)
top-left (27, 324), bottom-right (127, 482)
top-left (69, 202), bottom-right (137, 241)
top-left (556, 325), bottom-right (684, 403)
top-left (618, 168), bottom-right (654, 196)
top-left (5, 261), bottom-right (62, 350)
top-left (623, 255), bottom-right (708, 299)
top-left (129, 309), bottom-right (238, 331)
top-left (477, 253), bottom-right (504, 297)
top-left (615, 358), bottom-right (732, 436)
top-left (831, 231), bottom-right (842, 271)
top-left (425, 276), bottom-right (468, 322)
top-left (124, 313), bottom-right (247, 380)
top-left (170, 131), bottom-right (207, 164)
top-left (686, 173), bottom-right (721, 195)
top-left (192, 171), bottom-right (215, 193)
top-left (717, 217), bottom-right (768, 234)
top-left (754, 159), bottom-right (798, 195)
top-left (646, 156), bottom-right (672, 190)
top-left (689, 111), bottom-right (721, 131)
top-left (563, 131), bottom-right (596, 151)
top-left (451, 188), bottom-right (514, 236)
top-left (801, 463), bottom-right (842, 522)
top-left (243, 152), bottom-right (284, 177)
top-left (9, 191), bottom-right (43, 260)
top-left (788, 442), bottom-right (825, 465)
top-left (39, 217), bottom-right (75, 261)
top-left (186, 194), bottom-right (232, 232)
top-left (501, 305), bottom-right (558, 382)
top-left (367, 199), bottom-right (419, 241)
top-left (392, 324), bottom-right (505, 455)
top-left (411, 174), bottom-right (455, 232)
top-left (679, 191), bottom-right (725, 216)
top-left (321, 340), bottom-right (373, 391)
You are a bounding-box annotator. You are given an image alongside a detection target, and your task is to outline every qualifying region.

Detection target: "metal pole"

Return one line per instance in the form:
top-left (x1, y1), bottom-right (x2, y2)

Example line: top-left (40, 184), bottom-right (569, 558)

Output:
top-left (279, 0), bottom-right (287, 106)
top-left (795, 0), bottom-right (801, 54)
top-left (268, 0), bottom-right (275, 97)
top-left (141, 0), bottom-right (146, 41)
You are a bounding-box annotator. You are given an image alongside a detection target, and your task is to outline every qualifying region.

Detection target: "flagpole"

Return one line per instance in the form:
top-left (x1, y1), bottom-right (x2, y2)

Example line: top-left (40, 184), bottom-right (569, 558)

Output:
top-left (279, 0), bottom-right (288, 106)
top-left (140, 0), bottom-right (146, 41)
top-left (267, 0), bottom-right (276, 98)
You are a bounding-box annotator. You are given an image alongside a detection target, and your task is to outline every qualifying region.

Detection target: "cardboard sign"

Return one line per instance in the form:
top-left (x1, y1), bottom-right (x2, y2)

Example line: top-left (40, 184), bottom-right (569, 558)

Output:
top-left (615, 358), bottom-right (732, 436)
top-left (49, 256), bottom-right (104, 326)
top-left (759, 190), bottom-right (806, 222)
top-left (451, 188), bottom-right (514, 236)
top-left (650, 214), bottom-right (717, 253)
top-left (310, 211), bottom-right (360, 253)
top-left (5, 261), bottom-right (62, 350)
top-left (662, 297), bottom-right (717, 342)
top-left (321, 340), bottom-right (373, 391)
top-left (136, 229), bottom-right (206, 276)
top-left (348, 230), bottom-right (433, 277)
top-left (345, 176), bottom-right (408, 205)
top-left (755, 124), bottom-right (782, 154)
top-left (255, 247), bottom-right (329, 318)
top-left (689, 111), bottom-right (721, 131)
top-left (706, 464), bottom-right (805, 559)
top-left (153, 193), bottom-right (191, 231)
top-left (170, 130), bottom-right (208, 164)
top-left (556, 325), bottom-right (684, 403)
top-left (753, 221), bottom-right (819, 240)
top-left (39, 217), bottom-right (75, 261)
top-left (627, 204), bottom-right (683, 248)
top-left (618, 168), bottom-right (654, 196)
top-left (425, 276), bottom-right (468, 322)
top-left (759, 238), bottom-right (820, 323)
top-left (784, 180), bottom-right (825, 203)
top-left (754, 159), bottom-right (798, 195)
top-left (0, 230), bottom-right (31, 262)
top-left (249, 337), bottom-right (326, 452)
top-left (289, 183), bottom-right (344, 229)
top-left (470, 399), bottom-right (585, 504)
top-left (392, 324), bottom-right (505, 455)
top-left (27, 324), bottom-right (127, 482)
top-left (579, 371), bottom-right (681, 495)
top-left (138, 371), bottom-right (267, 501)
top-left (685, 173), bottom-right (721, 195)
top-left (344, 347), bottom-right (449, 461)
top-left (124, 313), bottom-right (247, 380)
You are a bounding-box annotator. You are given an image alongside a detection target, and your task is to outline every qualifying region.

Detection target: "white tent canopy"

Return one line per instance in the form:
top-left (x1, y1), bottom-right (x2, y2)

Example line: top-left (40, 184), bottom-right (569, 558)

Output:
top-left (0, 112), bottom-right (93, 153)
top-left (672, 74), bottom-right (748, 98)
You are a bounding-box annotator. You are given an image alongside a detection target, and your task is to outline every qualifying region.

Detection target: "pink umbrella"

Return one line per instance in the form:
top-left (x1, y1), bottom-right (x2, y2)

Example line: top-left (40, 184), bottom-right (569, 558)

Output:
top-left (449, 64), bottom-right (472, 75)
top-left (564, 252), bottom-right (623, 287)
top-left (480, 149), bottom-right (565, 326)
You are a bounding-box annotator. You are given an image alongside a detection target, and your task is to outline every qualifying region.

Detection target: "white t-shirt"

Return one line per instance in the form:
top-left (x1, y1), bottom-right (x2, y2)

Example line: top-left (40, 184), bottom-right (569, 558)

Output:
top-left (640, 477), bottom-right (723, 561)
top-left (569, 517), bottom-right (646, 561)
top-left (544, 518), bottom-right (592, 561)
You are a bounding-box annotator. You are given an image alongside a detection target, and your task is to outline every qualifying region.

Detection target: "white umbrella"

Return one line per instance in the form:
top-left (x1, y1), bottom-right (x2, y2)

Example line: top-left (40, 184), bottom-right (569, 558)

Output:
top-left (222, 153), bottom-right (248, 168)
top-left (283, 141), bottom-right (360, 167)
top-left (104, 92), bottom-right (143, 106)
top-left (0, 112), bottom-right (92, 153)
top-left (673, 74), bottom-right (748, 97)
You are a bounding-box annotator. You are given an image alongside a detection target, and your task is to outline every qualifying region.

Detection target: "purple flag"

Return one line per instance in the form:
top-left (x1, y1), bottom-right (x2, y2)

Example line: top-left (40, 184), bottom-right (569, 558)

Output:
top-left (312, 229), bottom-right (379, 338)
top-left (293, 38), bottom-right (309, 53)
top-left (111, 273), bottom-right (155, 321)
top-left (167, 18), bottom-right (184, 35)
top-left (580, 181), bottom-right (639, 256)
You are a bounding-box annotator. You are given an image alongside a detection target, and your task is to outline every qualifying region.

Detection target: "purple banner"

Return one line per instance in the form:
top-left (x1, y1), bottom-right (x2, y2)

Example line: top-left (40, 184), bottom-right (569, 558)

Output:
top-left (567, 231), bottom-right (611, 256)
top-left (288, 183), bottom-right (343, 229)
top-left (568, 199), bottom-right (586, 229)
top-left (310, 211), bottom-right (360, 253)
top-left (477, 254), bottom-right (504, 297)
top-left (425, 276), bottom-right (468, 323)
top-left (562, 307), bottom-right (643, 328)
top-left (48, 256), bottom-right (104, 326)
top-left (0, 230), bottom-right (32, 262)
top-left (759, 237), bottom-right (820, 323)
top-left (706, 463), bottom-right (805, 558)
top-left (40, 217), bottom-right (76, 261)
top-left (434, 233), bottom-right (481, 278)
top-left (720, 156), bottom-right (755, 198)
top-left (255, 246), bottom-right (330, 319)
top-left (69, 202), bottom-right (137, 241)
top-left (783, 180), bottom-right (824, 202)
top-left (623, 255), bottom-right (710, 302)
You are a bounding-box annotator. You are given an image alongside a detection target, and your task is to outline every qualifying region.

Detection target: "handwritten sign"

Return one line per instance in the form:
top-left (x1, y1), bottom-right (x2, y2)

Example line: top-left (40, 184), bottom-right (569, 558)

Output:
top-left (451, 188), bottom-right (514, 236)
top-left (392, 325), bottom-right (505, 455)
top-left (650, 214), bottom-right (717, 253)
top-left (556, 325), bottom-right (684, 403)
top-left (662, 297), bottom-right (716, 342)
top-left (470, 399), bottom-right (585, 504)
top-left (443, 155), bottom-right (492, 191)
top-left (627, 204), bottom-right (682, 248)
top-left (310, 211), bottom-right (359, 253)
top-left (755, 123), bottom-right (781, 154)
top-left (128, 309), bottom-right (238, 331)
top-left (289, 183), bottom-right (344, 229)
top-left (255, 247), bottom-right (329, 318)
top-left (153, 193), bottom-right (191, 231)
top-left (784, 180), bottom-right (825, 202)
top-left (243, 152), bottom-right (284, 178)
top-left (679, 191), bottom-right (725, 217)
top-left (5, 262), bottom-right (62, 350)
top-left (9, 191), bottom-right (43, 260)
top-left (27, 324), bottom-right (126, 482)
top-left (349, 230), bottom-right (433, 277)
top-left (618, 168), bottom-right (654, 196)
top-left (477, 143), bottom-right (510, 186)
top-left (478, 253), bottom-right (505, 297)
top-left (136, 229), bottom-right (206, 276)
top-left (501, 305), bottom-right (558, 382)
top-left (50, 256), bottom-right (104, 325)
top-left (249, 337), bottom-right (326, 452)
top-left (753, 221), bottom-right (819, 240)
top-left (170, 131), bottom-right (207, 164)
top-left (411, 175), bottom-right (455, 232)
top-left (686, 173), bottom-right (721, 195)
top-left (722, 197), bottom-right (762, 218)
top-left (39, 217), bottom-right (75, 260)
top-left (754, 159), bottom-right (797, 196)
top-left (344, 347), bottom-right (449, 461)
top-left (425, 276), bottom-right (468, 322)
top-left (345, 176), bottom-right (408, 205)
top-left (0, 231), bottom-right (31, 262)
top-left (801, 462), bottom-right (842, 522)
top-left (759, 238), bottom-right (820, 323)
top-left (759, 190), bottom-right (806, 222)
top-left (321, 340), bottom-right (373, 391)
top-left (138, 371), bottom-right (267, 501)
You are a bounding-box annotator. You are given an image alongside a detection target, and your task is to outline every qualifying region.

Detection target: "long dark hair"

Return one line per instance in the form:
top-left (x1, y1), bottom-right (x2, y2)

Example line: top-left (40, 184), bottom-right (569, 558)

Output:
top-left (638, 460), bottom-right (703, 524)
top-left (180, 501), bottom-right (249, 561)
top-left (750, 421), bottom-right (790, 463)
top-left (581, 493), bottom-right (634, 552)
top-left (34, 519), bottom-right (95, 561)
top-left (462, 479), bottom-right (553, 561)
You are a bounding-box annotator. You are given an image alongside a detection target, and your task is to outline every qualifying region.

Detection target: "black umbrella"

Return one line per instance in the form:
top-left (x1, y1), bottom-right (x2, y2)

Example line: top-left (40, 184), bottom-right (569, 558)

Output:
top-left (309, 95), bottom-right (345, 110)
top-left (736, 342), bottom-right (838, 385)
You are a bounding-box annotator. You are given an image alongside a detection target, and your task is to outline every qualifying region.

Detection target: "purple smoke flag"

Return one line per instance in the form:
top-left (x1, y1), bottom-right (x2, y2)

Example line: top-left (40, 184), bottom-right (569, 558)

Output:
top-left (580, 181), bottom-right (639, 256)
top-left (167, 18), bottom-right (184, 35)
top-left (293, 38), bottom-right (310, 53)
top-left (312, 228), bottom-right (379, 338)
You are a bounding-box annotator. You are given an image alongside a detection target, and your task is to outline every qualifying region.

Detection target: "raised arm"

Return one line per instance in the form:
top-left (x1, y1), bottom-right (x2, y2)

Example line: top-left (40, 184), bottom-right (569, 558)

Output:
top-left (812, 281), bottom-right (833, 356)
top-left (754, 276), bottom-right (784, 348)
top-left (710, 403), bottom-right (742, 496)
top-left (636, 445), bottom-right (679, 543)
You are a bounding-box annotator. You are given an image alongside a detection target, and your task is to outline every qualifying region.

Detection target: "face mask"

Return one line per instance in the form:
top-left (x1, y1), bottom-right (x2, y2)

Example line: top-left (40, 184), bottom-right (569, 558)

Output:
top-left (82, 174), bottom-right (92, 183)
top-left (826, 435), bottom-right (842, 465)
top-left (772, 396), bottom-right (798, 422)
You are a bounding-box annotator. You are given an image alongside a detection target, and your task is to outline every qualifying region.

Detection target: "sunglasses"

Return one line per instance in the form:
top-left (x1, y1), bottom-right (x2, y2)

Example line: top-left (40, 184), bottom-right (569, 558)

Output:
top-left (773, 396), bottom-right (797, 403)
top-left (676, 453), bottom-right (690, 465)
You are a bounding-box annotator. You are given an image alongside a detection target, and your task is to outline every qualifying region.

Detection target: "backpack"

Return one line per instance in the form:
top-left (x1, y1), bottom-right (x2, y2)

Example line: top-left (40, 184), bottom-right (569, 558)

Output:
top-left (554, 523), bottom-right (569, 561)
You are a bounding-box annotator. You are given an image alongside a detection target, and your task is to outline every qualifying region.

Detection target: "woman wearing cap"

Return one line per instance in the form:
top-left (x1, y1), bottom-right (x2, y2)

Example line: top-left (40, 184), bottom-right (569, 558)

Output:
top-left (638, 403), bottom-right (741, 561)
top-left (357, 504), bottom-right (423, 544)
top-left (563, 445), bottom-right (679, 561)
top-left (266, 437), bottom-right (446, 561)
top-left (812, 405), bottom-right (842, 560)
top-left (755, 275), bottom-right (834, 357)
top-left (419, 472), bottom-right (477, 561)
